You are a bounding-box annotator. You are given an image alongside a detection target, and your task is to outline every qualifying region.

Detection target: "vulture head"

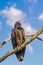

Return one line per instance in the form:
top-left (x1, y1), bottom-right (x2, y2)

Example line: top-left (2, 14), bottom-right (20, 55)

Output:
top-left (14, 21), bottom-right (23, 29)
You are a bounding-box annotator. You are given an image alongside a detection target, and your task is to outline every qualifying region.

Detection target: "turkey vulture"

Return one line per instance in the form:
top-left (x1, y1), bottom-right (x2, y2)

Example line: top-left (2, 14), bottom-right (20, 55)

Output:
top-left (11, 21), bottom-right (26, 61)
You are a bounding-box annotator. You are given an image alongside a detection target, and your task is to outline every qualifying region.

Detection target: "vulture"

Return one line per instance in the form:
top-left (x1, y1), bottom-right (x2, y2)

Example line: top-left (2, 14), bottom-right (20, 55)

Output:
top-left (11, 21), bottom-right (26, 61)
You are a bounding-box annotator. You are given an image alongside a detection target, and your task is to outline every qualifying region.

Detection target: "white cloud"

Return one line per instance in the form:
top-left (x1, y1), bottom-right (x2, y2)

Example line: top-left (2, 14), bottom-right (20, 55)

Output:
top-left (0, 7), bottom-right (26, 27)
top-left (38, 13), bottom-right (43, 21)
top-left (26, 44), bottom-right (34, 54)
top-left (22, 23), bottom-right (36, 34)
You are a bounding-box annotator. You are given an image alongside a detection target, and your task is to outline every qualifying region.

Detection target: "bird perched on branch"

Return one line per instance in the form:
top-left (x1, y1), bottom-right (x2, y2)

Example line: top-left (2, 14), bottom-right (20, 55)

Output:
top-left (11, 21), bottom-right (26, 61)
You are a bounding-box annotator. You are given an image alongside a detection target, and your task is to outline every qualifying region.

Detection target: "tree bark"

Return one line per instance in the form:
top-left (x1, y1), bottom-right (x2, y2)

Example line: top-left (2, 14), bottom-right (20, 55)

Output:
top-left (0, 27), bottom-right (43, 62)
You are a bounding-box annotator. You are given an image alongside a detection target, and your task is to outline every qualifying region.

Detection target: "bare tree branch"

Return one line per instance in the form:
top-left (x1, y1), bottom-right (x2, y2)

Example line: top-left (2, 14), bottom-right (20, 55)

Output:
top-left (0, 27), bottom-right (43, 62)
top-left (26, 34), bottom-right (43, 41)
top-left (0, 31), bottom-right (43, 47)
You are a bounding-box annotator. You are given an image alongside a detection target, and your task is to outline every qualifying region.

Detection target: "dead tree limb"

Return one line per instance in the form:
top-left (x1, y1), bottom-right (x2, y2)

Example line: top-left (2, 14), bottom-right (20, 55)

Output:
top-left (0, 27), bottom-right (43, 62)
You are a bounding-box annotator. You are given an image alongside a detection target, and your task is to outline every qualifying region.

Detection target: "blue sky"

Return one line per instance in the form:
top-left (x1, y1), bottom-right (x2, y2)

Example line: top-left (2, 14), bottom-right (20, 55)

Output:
top-left (0, 0), bottom-right (43, 65)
